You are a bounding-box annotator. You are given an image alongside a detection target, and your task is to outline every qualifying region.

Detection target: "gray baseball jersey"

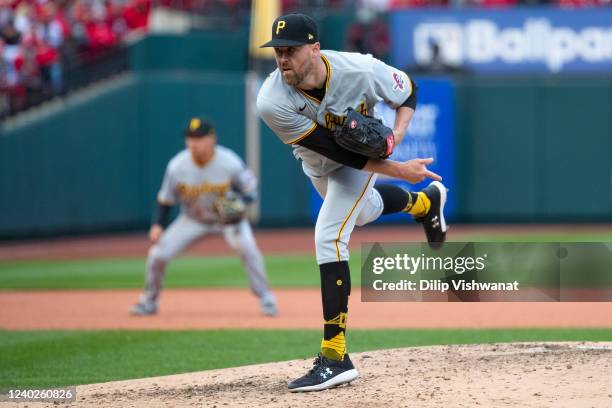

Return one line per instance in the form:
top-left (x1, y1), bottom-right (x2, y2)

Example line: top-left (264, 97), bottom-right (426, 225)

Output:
top-left (257, 50), bottom-right (413, 264)
top-left (257, 50), bottom-right (413, 177)
top-left (157, 145), bottom-right (256, 224)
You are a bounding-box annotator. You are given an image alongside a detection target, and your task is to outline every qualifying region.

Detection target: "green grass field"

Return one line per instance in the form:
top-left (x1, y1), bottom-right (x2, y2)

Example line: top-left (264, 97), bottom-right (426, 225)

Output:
top-left (2, 328), bottom-right (612, 388)
top-left (1, 230), bottom-right (611, 389)
top-left (0, 255), bottom-right (333, 289)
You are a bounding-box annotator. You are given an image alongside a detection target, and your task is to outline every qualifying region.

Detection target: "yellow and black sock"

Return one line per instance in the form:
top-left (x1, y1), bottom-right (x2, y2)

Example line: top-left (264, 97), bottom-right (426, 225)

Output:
top-left (319, 261), bottom-right (351, 361)
top-left (375, 184), bottom-right (431, 218)
top-left (404, 192), bottom-right (431, 218)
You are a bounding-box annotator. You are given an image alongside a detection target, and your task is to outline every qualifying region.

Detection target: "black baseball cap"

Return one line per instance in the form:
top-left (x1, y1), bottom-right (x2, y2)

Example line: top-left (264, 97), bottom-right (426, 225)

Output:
top-left (260, 14), bottom-right (319, 48)
top-left (185, 117), bottom-right (214, 138)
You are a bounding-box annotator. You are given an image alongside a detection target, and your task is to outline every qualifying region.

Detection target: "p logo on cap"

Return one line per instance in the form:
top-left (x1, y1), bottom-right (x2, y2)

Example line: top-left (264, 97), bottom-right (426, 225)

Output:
top-left (185, 118), bottom-right (214, 137)
top-left (189, 118), bottom-right (201, 131)
top-left (276, 20), bottom-right (286, 35)
top-left (260, 14), bottom-right (319, 48)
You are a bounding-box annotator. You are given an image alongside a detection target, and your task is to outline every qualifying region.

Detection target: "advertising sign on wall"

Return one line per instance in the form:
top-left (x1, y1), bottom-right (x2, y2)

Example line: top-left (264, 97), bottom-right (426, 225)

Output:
top-left (391, 8), bottom-right (612, 74)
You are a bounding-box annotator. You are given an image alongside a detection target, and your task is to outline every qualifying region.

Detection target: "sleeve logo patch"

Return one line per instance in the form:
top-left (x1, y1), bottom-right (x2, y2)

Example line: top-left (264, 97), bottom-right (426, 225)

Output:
top-left (392, 72), bottom-right (405, 92)
top-left (349, 119), bottom-right (358, 129)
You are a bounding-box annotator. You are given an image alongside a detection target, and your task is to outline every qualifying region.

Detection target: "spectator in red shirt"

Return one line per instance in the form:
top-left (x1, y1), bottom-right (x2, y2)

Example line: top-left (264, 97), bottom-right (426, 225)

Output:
top-left (122, 0), bottom-right (150, 33)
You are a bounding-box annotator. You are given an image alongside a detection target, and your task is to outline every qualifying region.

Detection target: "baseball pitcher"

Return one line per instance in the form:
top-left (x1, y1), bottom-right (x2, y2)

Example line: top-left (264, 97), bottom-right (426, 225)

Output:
top-left (130, 118), bottom-right (278, 317)
top-left (257, 14), bottom-right (447, 391)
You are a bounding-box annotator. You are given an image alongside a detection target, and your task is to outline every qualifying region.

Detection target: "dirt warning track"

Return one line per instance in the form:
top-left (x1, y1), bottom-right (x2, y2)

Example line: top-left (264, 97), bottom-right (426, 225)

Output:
top-left (1, 288), bottom-right (612, 330)
top-left (2, 224), bottom-right (611, 261)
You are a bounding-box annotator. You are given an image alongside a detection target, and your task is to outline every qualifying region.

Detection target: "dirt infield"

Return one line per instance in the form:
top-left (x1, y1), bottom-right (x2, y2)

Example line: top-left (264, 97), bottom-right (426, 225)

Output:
top-left (6, 342), bottom-right (612, 408)
top-left (2, 288), bottom-right (612, 330)
top-left (2, 224), bottom-right (611, 261)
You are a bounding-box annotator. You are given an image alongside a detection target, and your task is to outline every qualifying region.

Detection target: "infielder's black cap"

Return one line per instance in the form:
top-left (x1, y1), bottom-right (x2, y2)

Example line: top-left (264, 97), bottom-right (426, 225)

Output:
top-left (260, 13), bottom-right (318, 48)
top-left (185, 117), bottom-right (214, 137)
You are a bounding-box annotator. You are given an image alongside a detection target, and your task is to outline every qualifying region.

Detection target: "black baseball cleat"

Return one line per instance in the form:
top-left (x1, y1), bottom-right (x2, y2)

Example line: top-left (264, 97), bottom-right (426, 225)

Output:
top-left (288, 353), bottom-right (359, 392)
top-left (415, 181), bottom-right (448, 249)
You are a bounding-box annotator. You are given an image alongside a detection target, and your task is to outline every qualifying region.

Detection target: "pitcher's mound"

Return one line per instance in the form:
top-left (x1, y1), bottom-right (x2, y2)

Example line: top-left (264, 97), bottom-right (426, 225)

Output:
top-left (62, 342), bottom-right (612, 407)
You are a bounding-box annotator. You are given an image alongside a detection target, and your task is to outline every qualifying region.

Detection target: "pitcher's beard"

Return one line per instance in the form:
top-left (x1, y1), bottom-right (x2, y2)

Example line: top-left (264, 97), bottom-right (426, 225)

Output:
top-left (282, 70), bottom-right (305, 87)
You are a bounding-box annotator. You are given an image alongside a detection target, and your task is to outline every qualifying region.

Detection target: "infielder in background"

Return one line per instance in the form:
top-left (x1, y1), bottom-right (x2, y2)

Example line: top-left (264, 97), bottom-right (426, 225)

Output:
top-left (257, 14), bottom-right (447, 391)
top-left (130, 118), bottom-right (278, 317)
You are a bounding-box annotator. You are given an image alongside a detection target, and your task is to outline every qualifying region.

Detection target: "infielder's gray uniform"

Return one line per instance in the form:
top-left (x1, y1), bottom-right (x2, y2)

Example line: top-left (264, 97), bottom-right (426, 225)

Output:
top-left (257, 50), bottom-right (411, 264)
top-left (139, 145), bottom-right (274, 305)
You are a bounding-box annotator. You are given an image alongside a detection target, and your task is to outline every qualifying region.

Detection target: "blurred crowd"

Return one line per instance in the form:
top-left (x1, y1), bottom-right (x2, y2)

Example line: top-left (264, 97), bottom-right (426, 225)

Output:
top-left (0, 0), bottom-right (254, 116)
top-left (0, 0), bottom-right (154, 116)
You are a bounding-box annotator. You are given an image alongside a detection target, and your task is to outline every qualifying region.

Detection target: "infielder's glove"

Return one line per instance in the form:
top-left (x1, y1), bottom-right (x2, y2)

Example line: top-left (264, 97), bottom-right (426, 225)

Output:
top-left (333, 107), bottom-right (395, 159)
top-left (214, 192), bottom-right (247, 225)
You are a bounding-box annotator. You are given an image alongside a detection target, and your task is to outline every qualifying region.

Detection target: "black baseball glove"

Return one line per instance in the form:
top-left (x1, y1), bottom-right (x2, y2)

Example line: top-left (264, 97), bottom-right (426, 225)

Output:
top-left (333, 107), bottom-right (395, 159)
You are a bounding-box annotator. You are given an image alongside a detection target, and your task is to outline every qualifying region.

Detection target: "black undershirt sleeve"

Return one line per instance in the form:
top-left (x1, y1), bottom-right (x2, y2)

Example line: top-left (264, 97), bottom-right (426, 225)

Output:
top-left (296, 125), bottom-right (369, 170)
top-left (401, 77), bottom-right (418, 110)
top-left (153, 203), bottom-right (172, 227)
